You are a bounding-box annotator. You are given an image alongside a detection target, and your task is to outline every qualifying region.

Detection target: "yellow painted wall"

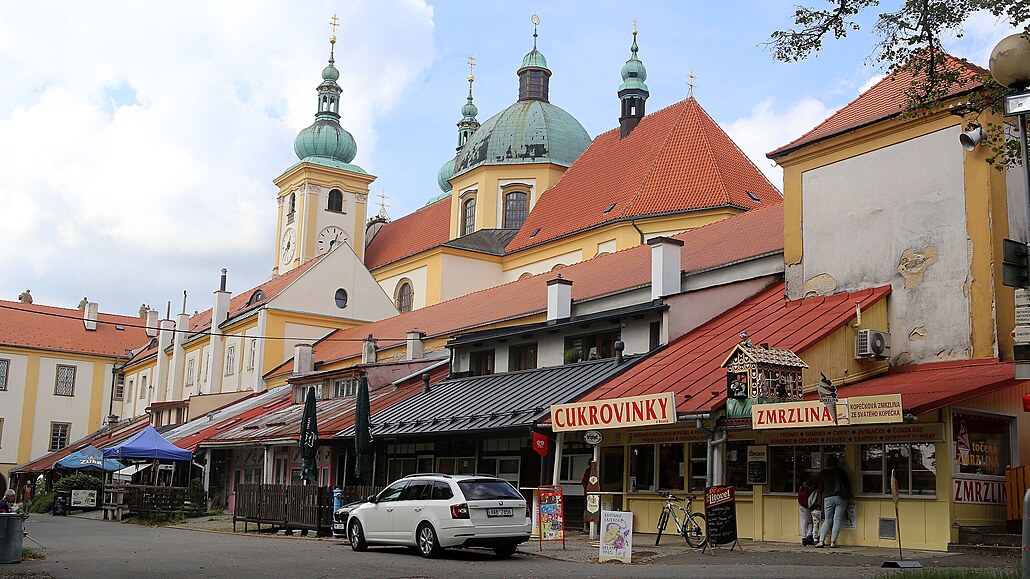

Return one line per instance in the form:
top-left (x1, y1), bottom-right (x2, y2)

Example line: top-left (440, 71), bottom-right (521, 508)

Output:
top-left (448, 164), bottom-right (567, 239)
top-left (797, 299), bottom-right (890, 390)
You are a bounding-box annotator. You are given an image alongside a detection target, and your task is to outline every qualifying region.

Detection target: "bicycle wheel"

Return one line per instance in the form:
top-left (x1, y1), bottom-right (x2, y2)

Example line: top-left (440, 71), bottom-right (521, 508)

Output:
top-left (683, 512), bottom-right (707, 548)
top-left (655, 508), bottom-right (669, 546)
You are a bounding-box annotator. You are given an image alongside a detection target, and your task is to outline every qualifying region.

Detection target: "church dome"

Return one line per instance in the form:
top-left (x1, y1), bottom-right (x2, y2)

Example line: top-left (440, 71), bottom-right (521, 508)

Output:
top-left (452, 99), bottom-right (590, 177)
top-left (520, 49), bottom-right (548, 71)
top-left (294, 119), bottom-right (357, 163)
top-left (437, 156), bottom-right (456, 192)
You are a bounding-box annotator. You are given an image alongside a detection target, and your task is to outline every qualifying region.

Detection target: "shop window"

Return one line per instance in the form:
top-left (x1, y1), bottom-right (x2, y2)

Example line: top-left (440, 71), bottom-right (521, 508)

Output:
top-left (688, 442), bottom-right (707, 493)
top-left (508, 343), bottom-right (537, 371)
top-left (480, 456), bottom-right (521, 486)
top-left (861, 442), bottom-right (937, 496)
top-left (659, 443), bottom-right (685, 491)
top-left (768, 444), bottom-right (845, 494)
top-left (387, 456), bottom-right (433, 482)
top-left (469, 350), bottom-right (495, 376)
top-left (629, 444), bottom-right (655, 492)
top-left (437, 457), bottom-right (475, 475)
top-left (725, 440), bottom-right (751, 492)
top-left (953, 412), bottom-right (1011, 478)
top-left (601, 446), bottom-right (625, 492)
top-left (564, 330), bottom-right (621, 363)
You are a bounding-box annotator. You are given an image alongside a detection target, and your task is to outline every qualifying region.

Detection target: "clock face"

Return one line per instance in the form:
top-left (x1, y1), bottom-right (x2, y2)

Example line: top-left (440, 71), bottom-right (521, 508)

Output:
top-left (317, 226), bottom-right (347, 255)
top-left (280, 227), bottom-right (296, 263)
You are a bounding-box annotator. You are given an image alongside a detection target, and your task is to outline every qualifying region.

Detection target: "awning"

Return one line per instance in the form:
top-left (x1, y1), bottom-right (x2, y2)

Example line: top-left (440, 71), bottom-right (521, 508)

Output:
top-left (114, 463), bottom-right (152, 477)
top-left (824, 358), bottom-right (1025, 415)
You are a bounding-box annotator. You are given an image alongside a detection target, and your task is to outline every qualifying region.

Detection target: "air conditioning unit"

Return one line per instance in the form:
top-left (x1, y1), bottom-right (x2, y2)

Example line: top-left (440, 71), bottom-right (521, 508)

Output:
top-left (856, 329), bottom-right (891, 359)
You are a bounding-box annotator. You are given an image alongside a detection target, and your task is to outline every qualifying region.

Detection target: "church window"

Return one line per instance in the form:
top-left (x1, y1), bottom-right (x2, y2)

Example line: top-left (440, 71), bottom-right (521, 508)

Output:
top-left (503, 191), bottom-right (528, 229)
top-left (395, 280), bottom-right (414, 313)
top-left (0, 359), bottom-right (8, 390)
top-left (462, 198), bottom-right (476, 236)
top-left (55, 365), bottom-right (76, 396)
top-left (335, 288), bottom-right (349, 309)
top-left (288, 193), bottom-right (296, 223)
top-left (328, 189), bottom-right (344, 212)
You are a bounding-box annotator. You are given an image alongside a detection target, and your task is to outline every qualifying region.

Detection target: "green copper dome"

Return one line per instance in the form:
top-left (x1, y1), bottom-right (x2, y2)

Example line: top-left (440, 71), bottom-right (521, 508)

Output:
top-left (521, 49), bottom-right (547, 70)
top-left (619, 33), bottom-right (648, 93)
top-left (293, 42), bottom-right (361, 170)
top-left (452, 99), bottom-right (590, 176)
top-left (437, 156), bottom-right (456, 192)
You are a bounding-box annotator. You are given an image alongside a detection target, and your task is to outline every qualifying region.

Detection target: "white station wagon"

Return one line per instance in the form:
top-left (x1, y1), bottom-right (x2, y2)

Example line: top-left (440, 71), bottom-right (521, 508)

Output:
top-left (347, 473), bottom-right (531, 558)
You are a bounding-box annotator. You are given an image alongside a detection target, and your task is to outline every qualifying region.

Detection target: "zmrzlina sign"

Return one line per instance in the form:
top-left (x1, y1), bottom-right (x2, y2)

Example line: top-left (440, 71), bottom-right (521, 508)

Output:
top-left (551, 392), bottom-right (677, 432)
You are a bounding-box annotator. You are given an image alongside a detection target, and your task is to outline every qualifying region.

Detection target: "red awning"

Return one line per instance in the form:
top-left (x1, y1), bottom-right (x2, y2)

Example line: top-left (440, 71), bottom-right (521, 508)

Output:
top-left (828, 358), bottom-right (1026, 415)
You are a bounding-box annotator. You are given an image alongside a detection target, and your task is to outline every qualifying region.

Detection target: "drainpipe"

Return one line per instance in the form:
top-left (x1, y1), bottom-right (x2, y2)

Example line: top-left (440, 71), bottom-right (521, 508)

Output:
top-left (695, 413), bottom-right (727, 488)
top-left (630, 218), bottom-right (645, 244)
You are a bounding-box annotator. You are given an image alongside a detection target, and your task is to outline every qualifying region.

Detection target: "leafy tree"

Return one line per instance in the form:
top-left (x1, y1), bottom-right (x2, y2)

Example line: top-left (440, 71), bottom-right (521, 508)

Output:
top-left (768, 1), bottom-right (1029, 166)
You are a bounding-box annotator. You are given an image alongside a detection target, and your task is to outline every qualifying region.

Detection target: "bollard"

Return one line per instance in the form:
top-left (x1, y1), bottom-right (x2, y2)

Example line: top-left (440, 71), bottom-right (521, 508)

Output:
top-left (1023, 488), bottom-right (1030, 579)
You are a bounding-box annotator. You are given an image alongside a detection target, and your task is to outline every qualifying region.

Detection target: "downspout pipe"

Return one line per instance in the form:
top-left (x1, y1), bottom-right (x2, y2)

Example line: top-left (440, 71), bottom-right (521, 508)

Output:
top-left (694, 412), bottom-right (727, 488)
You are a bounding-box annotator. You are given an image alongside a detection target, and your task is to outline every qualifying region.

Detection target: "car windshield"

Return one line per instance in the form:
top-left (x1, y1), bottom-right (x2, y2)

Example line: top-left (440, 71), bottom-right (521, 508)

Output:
top-left (457, 479), bottom-right (523, 500)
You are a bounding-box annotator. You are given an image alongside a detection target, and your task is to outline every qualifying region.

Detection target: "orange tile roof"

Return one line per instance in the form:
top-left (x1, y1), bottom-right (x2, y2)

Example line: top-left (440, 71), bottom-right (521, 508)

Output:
top-left (125, 254), bottom-right (329, 367)
top-left (0, 301), bottom-right (151, 358)
top-left (507, 97), bottom-right (782, 253)
top-left (364, 198), bottom-right (452, 270)
top-left (768, 53), bottom-right (986, 158)
top-left (577, 282), bottom-right (891, 414)
top-left (808, 358), bottom-right (1025, 415)
top-left (270, 204), bottom-right (784, 377)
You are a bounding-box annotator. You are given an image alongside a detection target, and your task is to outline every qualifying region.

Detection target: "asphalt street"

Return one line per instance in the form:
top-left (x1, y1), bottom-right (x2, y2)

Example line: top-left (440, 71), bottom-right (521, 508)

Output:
top-left (0, 515), bottom-right (1019, 579)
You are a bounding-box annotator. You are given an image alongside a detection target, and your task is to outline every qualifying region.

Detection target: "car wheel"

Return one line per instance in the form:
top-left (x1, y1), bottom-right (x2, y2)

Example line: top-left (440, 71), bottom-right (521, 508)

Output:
top-left (492, 544), bottom-right (518, 558)
top-left (348, 519), bottom-right (367, 552)
top-left (416, 523), bottom-right (442, 558)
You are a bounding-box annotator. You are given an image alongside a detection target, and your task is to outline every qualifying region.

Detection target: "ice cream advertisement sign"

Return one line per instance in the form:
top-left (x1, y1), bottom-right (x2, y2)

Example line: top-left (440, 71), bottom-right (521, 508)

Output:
top-left (751, 394), bottom-right (903, 429)
top-left (598, 511), bottom-right (633, 563)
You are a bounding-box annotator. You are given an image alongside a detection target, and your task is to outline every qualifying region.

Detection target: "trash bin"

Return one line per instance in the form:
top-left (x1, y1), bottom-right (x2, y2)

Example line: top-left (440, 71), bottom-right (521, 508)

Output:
top-left (0, 513), bottom-right (27, 564)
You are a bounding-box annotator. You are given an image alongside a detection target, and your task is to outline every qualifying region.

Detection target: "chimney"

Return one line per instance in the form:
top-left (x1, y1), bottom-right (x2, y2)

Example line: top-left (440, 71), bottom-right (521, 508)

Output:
top-left (145, 309), bottom-right (159, 337)
top-left (615, 340), bottom-right (625, 365)
top-left (293, 343), bottom-right (314, 375)
top-left (207, 268), bottom-right (231, 394)
top-left (406, 330), bottom-right (426, 360)
top-left (546, 275), bottom-right (573, 322)
top-left (362, 336), bottom-right (378, 365)
top-left (648, 236), bottom-right (684, 301)
top-left (154, 318), bottom-right (175, 402)
top-left (422, 372), bottom-right (431, 393)
top-left (83, 301), bottom-right (99, 331)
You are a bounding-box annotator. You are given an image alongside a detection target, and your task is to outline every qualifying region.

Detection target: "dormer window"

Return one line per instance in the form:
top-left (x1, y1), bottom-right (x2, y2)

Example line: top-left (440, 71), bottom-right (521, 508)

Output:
top-left (248, 290), bottom-right (266, 306)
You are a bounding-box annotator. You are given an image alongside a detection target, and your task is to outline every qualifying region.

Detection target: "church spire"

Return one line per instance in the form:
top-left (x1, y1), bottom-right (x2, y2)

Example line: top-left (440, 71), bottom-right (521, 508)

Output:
top-left (618, 20), bottom-right (649, 138)
top-left (517, 14), bottom-right (551, 102)
top-left (457, 54), bottom-right (481, 151)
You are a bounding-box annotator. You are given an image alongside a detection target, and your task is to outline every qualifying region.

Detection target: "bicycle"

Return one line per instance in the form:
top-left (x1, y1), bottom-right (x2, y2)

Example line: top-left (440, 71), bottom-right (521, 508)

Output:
top-left (655, 493), bottom-right (707, 548)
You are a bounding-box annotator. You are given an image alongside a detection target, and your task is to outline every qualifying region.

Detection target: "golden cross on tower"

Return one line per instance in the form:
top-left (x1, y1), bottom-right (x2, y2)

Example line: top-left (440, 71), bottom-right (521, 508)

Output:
top-left (329, 13), bottom-right (340, 35)
top-left (687, 70), bottom-right (697, 97)
top-left (633, 18), bottom-right (638, 35)
top-left (376, 190), bottom-right (390, 218)
top-left (468, 53), bottom-right (476, 82)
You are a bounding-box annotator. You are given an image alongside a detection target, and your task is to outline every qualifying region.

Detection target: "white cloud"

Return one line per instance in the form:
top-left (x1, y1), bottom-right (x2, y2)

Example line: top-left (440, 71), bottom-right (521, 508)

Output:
top-left (0, 1), bottom-right (435, 312)
top-left (724, 97), bottom-right (835, 190)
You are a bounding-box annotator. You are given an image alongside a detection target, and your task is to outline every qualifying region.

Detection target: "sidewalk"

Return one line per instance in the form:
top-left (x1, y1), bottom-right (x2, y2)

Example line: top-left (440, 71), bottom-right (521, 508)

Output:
top-left (523, 530), bottom-right (1021, 572)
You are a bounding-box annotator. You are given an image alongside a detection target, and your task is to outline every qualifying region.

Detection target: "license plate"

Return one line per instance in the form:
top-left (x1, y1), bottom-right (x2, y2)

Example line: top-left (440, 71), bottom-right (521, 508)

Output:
top-left (486, 508), bottom-right (513, 517)
top-left (333, 522), bottom-right (346, 531)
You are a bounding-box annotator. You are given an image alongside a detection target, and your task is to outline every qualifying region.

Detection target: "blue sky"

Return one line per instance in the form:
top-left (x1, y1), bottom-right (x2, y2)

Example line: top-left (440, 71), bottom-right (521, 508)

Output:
top-left (0, 1), bottom-right (1017, 316)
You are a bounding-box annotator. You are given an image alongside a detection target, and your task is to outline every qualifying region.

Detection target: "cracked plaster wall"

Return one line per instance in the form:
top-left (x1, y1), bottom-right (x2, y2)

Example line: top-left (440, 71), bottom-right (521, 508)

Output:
top-left (792, 126), bottom-right (971, 364)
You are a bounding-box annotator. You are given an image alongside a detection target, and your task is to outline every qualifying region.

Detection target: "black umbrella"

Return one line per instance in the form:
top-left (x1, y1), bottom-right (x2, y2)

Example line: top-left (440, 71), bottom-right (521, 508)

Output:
top-left (299, 386), bottom-right (319, 485)
top-left (354, 374), bottom-right (374, 485)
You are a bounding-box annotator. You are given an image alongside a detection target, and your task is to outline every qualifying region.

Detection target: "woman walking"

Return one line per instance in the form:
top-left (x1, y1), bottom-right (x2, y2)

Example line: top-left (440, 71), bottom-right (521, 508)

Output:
top-left (815, 455), bottom-right (852, 548)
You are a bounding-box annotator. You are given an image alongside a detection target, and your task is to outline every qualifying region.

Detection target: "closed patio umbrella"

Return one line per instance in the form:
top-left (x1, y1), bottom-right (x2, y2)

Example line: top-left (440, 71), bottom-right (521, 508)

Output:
top-left (354, 374), bottom-right (373, 485)
top-left (299, 386), bottom-right (319, 485)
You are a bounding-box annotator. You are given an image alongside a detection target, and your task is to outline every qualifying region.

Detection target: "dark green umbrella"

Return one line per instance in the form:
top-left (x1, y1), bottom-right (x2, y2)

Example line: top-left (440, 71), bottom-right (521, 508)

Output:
top-left (299, 386), bottom-right (319, 485)
top-left (354, 374), bottom-right (373, 485)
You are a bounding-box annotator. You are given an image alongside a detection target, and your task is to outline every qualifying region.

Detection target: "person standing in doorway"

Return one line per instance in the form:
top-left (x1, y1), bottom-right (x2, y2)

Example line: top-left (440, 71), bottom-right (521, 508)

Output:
top-left (815, 455), bottom-right (852, 548)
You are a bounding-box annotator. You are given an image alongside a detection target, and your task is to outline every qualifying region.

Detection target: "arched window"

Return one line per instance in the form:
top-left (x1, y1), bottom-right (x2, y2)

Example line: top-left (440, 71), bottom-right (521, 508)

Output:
top-left (288, 192), bottom-right (296, 216)
top-left (503, 191), bottom-right (528, 229)
top-left (328, 189), bottom-right (343, 212)
top-left (462, 198), bottom-right (476, 236)
top-left (395, 280), bottom-right (413, 313)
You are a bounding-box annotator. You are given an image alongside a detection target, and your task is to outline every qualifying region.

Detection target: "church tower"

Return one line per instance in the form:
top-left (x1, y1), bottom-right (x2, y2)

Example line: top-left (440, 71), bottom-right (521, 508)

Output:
top-left (273, 16), bottom-right (376, 275)
top-left (437, 56), bottom-right (481, 194)
top-left (618, 23), bottom-right (649, 138)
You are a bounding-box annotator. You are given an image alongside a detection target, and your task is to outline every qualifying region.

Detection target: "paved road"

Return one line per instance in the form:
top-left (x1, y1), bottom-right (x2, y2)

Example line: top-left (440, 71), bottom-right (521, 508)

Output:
top-left (0, 515), bottom-right (1018, 579)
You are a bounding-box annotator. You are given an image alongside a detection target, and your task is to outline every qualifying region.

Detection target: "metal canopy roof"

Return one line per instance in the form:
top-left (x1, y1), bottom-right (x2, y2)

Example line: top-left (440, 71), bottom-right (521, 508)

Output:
top-left (336, 356), bottom-right (642, 439)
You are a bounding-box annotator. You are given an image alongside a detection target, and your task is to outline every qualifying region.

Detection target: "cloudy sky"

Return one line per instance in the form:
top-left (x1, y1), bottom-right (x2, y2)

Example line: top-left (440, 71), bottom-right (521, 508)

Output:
top-left (0, 1), bottom-right (1017, 316)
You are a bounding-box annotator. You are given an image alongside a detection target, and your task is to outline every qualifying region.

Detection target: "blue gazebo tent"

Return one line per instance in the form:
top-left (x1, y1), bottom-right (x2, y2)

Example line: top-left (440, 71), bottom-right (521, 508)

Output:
top-left (102, 426), bottom-right (192, 461)
top-left (54, 445), bottom-right (123, 472)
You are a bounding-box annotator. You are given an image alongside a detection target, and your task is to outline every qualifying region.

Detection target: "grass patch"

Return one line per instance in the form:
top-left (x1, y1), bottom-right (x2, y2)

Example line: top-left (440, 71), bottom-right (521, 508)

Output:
top-left (877, 569), bottom-right (1020, 579)
top-left (22, 548), bottom-right (44, 560)
top-left (125, 512), bottom-right (189, 526)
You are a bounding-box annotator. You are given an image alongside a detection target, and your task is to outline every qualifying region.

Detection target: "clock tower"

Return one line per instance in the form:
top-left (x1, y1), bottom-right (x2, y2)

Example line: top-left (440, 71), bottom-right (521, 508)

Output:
top-left (273, 17), bottom-right (375, 275)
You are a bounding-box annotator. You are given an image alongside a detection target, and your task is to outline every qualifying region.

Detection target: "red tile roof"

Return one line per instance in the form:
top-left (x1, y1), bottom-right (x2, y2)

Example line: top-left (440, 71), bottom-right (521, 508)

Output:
top-left (125, 253), bottom-right (328, 366)
top-left (768, 53), bottom-right (986, 158)
top-left (11, 416), bottom-right (150, 474)
top-left (577, 282), bottom-right (891, 414)
top-left (173, 391), bottom-right (293, 452)
top-left (507, 97), bottom-right (782, 253)
top-left (270, 204), bottom-right (784, 377)
top-left (818, 358), bottom-right (1025, 415)
top-left (364, 198), bottom-right (452, 270)
top-left (0, 301), bottom-right (150, 358)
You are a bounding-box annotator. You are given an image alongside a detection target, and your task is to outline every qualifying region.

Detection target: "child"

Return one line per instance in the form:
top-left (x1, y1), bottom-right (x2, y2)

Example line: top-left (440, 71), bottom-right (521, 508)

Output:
top-left (797, 478), bottom-right (816, 546)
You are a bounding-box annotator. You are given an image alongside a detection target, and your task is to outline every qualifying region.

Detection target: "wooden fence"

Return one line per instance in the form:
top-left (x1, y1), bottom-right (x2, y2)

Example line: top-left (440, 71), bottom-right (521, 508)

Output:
top-left (1005, 464), bottom-right (1030, 533)
top-left (233, 484), bottom-right (380, 536)
top-left (125, 485), bottom-right (206, 520)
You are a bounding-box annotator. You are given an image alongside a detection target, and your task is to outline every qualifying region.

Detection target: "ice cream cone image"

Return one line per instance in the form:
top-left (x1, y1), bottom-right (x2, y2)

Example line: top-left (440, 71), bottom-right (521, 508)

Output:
top-left (957, 420), bottom-right (970, 465)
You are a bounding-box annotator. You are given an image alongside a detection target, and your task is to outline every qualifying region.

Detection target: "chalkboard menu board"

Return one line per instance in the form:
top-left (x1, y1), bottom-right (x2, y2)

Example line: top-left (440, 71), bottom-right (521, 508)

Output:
top-left (746, 445), bottom-right (767, 485)
top-left (53, 493), bottom-right (69, 517)
top-left (704, 485), bottom-right (737, 545)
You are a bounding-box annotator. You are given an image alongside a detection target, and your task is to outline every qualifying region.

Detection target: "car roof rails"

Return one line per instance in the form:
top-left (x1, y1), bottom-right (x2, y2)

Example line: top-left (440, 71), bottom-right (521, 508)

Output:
top-left (403, 472), bottom-right (451, 479)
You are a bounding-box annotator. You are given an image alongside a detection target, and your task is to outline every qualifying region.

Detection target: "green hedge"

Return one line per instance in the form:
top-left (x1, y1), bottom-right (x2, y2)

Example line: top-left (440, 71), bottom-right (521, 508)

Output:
top-left (54, 473), bottom-right (103, 492)
top-left (29, 492), bottom-right (54, 514)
